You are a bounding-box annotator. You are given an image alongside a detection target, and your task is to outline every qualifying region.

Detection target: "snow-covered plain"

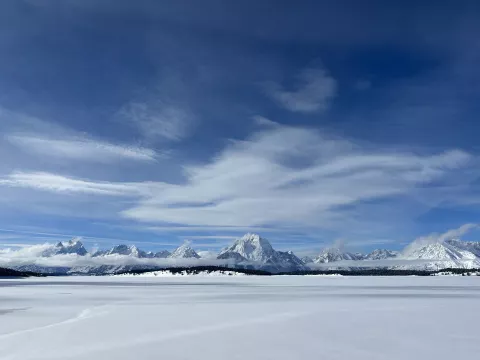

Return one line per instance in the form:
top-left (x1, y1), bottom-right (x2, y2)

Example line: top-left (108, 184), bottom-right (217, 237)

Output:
top-left (1, 276), bottom-right (479, 360)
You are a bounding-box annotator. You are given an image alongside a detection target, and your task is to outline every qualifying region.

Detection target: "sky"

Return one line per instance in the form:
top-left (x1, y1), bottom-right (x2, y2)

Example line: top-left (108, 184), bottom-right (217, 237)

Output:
top-left (0, 0), bottom-right (480, 255)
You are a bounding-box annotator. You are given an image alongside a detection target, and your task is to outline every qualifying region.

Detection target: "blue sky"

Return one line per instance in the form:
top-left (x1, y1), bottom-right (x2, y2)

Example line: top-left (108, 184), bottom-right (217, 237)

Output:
top-left (1, 0), bottom-right (480, 255)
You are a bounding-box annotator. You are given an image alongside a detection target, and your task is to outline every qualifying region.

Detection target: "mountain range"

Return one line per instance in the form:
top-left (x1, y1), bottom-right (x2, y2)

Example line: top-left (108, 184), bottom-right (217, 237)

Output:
top-left (7, 233), bottom-right (480, 274)
top-left (398, 239), bottom-right (480, 270)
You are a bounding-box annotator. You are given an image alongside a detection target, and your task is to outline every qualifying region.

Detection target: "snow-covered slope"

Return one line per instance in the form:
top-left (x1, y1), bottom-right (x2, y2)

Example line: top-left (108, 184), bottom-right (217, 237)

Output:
top-left (273, 250), bottom-right (306, 271)
top-left (13, 264), bottom-right (71, 275)
top-left (218, 233), bottom-right (274, 262)
top-left (313, 247), bottom-right (364, 264)
top-left (301, 256), bottom-right (314, 264)
top-left (154, 250), bottom-right (171, 258)
top-left (169, 243), bottom-right (200, 259)
top-left (217, 233), bottom-right (305, 272)
top-left (68, 264), bottom-right (162, 275)
top-left (104, 244), bottom-right (147, 258)
top-left (366, 249), bottom-right (398, 260)
top-left (444, 239), bottom-right (480, 257)
top-left (310, 240), bottom-right (480, 270)
top-left (399, 241), bottom-right (480, 270)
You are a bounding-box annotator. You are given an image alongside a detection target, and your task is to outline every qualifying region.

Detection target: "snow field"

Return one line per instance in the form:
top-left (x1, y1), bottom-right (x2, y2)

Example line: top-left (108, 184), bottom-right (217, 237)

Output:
top-left (1, 276), bottom-right (479, 360)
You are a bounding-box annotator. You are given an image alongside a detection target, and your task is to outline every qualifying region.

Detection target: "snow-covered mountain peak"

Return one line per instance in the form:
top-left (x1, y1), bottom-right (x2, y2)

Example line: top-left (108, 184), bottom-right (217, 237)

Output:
top-left (42, 238), bottom-right (88, 256)
top-left (62, 238), bottom-right (88, 256)
top-left (241, 233), bottom-right (268, 245)
top-left (402, 239), bottom-right (462, 259)
top-left (220, 233), bottom-right (274, 262)
top-left (105, 244), bottom-right (146, 258)
top-left (169, 243), bottom-right (200, 259)
top-left (217, 233), bottom-right (305, 272)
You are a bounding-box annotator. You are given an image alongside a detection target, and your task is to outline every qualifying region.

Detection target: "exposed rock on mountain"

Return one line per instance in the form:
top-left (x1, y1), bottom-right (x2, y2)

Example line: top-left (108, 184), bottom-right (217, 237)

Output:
top-left (313, 247), bottom-right (364, 264)
top-left (366, 249), bottom-right (398, 260)
top-left (217, 233), bottom-right (305, 272)
top-left (42, 238), bottom-right (88, 257)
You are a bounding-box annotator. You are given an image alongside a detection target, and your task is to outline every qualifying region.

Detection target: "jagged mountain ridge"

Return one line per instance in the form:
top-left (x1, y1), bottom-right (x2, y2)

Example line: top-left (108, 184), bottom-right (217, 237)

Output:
top-left (366, 249), bottom-right (399, 260)
top-left (42, 238), bottom-right (88, 257)
top-left (398, 239), bottom-right (480, 270)
top-left (310, 239), bottom-right (480, 270)
top-left (6, 234), bottom-right (480, 274)
top-left (104, 244), bottom-right (147, 258)
top-left (313, 247), bottom-right (364, 264)
top-left (444, 239), bottom-right (480, 257)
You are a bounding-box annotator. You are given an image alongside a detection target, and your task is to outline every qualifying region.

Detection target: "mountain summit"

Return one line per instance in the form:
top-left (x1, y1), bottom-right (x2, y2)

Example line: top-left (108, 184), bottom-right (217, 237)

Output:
top-left (104, 244), bottom-right (147, 258)
top-left (218, 233), bottom-right (305, 272)
top-left (218, 233), bottom-right (274, 262)
top-left (42, 238), bottom-right (88, 257)
top-left (169, 243), bottom-right (200, 259)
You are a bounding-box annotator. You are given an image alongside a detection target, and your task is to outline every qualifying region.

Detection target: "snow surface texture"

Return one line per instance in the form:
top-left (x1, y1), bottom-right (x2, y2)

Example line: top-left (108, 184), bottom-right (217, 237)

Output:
top-left (1, 276), bottom-right (480, 360)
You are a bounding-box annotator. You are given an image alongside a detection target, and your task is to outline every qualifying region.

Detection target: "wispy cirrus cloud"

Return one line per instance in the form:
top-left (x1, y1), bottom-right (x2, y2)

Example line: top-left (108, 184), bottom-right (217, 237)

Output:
top-left (6, 135), bottom-right (159, 162)
top-left (118, 101), bottom-right (193, 142)
top-left (264, 66), bottom-right (337, 113)
top-left (0, 107), bottom-right (160, 163)
top-left (116, 72), bottom-right (195, 143)
top-left (0, 172), bottom-right (164, 197)
top-left (0, 122), bottom-right (475, 236)
top-left (122, 123), bottom-right (472, 228)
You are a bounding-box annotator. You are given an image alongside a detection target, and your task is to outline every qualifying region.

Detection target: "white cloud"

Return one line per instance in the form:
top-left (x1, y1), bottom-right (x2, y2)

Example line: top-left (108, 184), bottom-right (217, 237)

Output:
top-left (0, 172), bottom-right (164, 196)
top-left (184, 236), bottom-right (238, 240)
top-left (252, 115), bottom-right (279, 127)
top-left (0, 107), bottom-right (65, 135)
top-left (0, 122), bottom-right (474, 233)
top-left (6, 135), bottom-right (158, 162)
top-left (121, 124), bottom-right (472, 228)
top-left (197, 250), bottom-right (219, 259)
top-left (437, 223), bottom-right (478, 242)
top-left (0, 107), bottom-right (160, 163)
top-left (265, 66), bottom-right (337, 113)
top-left (118, 101), bottom-right (192, 141)
top-left (0, 243), bottom-right (33, 248)
top-left (406, 223), bottom-right (478, 252)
